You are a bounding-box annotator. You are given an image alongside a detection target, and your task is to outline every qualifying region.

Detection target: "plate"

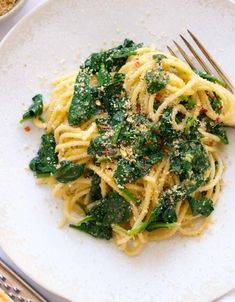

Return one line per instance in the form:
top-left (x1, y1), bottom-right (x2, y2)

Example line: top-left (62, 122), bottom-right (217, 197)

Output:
top-left (1, 1), bottom-right (235, 301)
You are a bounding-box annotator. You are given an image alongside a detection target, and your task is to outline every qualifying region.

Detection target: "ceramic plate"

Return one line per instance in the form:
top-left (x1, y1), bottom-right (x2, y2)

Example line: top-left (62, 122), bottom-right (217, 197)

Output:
top-left (0, 1), bottom-right (235, 301)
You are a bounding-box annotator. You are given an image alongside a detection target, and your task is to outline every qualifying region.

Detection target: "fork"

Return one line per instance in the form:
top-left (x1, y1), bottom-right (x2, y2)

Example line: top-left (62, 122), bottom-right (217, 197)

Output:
top-left (167, 29), bottom-right (235, 94)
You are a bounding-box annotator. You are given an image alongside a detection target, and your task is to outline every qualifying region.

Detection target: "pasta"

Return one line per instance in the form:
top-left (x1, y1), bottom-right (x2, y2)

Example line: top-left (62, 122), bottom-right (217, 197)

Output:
top-left (22, 39), bottom-right (235, 255)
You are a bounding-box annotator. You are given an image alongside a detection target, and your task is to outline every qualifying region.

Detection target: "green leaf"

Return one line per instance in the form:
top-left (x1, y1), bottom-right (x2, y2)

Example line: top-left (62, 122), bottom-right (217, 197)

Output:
top-left (29, 133), bottom-right (58, 177)
top-left (170, 140), bottom-right (210, 181)
top-left (54, 161), bottom-right (85, 183)
top-left (89, 192), bottom-right (131, 226)
top-left (188, 196), bottom-right (214, 217)
top-left (89, 174), bottom-right (102, 202)
top-left (145, 67), bottom-right (169, 94)
top-left (152, 107), bottom-right (179, 146)
top-left (68, 70), bottom-right (96, 125)
top-left (208, 93), bottom-right (222, 114)
top-left (20, 94), bottom-right (43, 123)
top-left (96, 64), bottom-right (112, 86)
top-left (196, 70), bottom-right (226, 87)
top-left (111, 121), bottom-right (125, 145)
top-left (153, 54), bottom-right (167, 63)
top-left (70, 220), bottom-right (112, 240)
top-left (179, 95), bottom-right (196, 110)
top-left (205, 119), bottom-right (228, 144)
top-left (129, 179), bottom-right (203, 234)
top-left (145, 222), bottom-right (177, 232)
top-left (120, 188), bottom-right (141, 203)
top-left (114, 159), bottom-right (151, 186)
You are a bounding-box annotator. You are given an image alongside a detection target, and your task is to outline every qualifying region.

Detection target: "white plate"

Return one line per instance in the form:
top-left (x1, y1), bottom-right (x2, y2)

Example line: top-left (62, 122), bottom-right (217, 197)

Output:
top-left (0, 1), bottom-right (235, 301)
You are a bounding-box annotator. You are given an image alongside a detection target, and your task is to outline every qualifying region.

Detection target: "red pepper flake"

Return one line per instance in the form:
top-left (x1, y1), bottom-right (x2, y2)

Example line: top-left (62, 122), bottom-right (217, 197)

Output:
top-left (135, 59), bottom-right (140, 67)
top-left (100, 124), bottom-right (109, 130)
top-left (159, 138), bottom-right (165, 150)
top-left (136, 104), bottom-right (141, 113)
top-left (215, 117), bottom-right (220, 123)
top-left (155, 94), bottom-right (161, 101)
top-left (145, 140), bottom-right (152, 145)
top-left (24, 126), bottom-right (31, 132)
top-left (143, 156), bottom-right (150, 160)
top-left (104, 148), bottom-right (109, 157)
top-left (200, 107), bottom-right (208, 114)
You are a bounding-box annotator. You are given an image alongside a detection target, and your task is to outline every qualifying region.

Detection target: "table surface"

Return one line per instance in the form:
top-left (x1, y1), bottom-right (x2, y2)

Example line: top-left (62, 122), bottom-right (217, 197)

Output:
top-left (0, 1), bottom-right (234, 301)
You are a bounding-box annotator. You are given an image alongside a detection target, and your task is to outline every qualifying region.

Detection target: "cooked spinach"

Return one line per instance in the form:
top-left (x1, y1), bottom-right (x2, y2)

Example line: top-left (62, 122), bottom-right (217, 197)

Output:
top-left (96, 64), bottom-right (112, 86)
top-left (114, 159), bottom-right (150, 187)
top-left (152, 108), bottom-right (179, 146)
top-left (89, 192), bottom-right (131, 225)
top-left (205, 119), bottom-right (228, 144)
top-left (188, 196), bottom-right (214, 217)
top-left (170, 140), bottom-right (209, 181)
top-left (84, 39), bottom-right (142, 72)
top-left (70, 192), bottom-right (131, 239)
top-left (29, 133), bottom-right (58, 177)
top-left (88, 135), bottom-right (116, 158)
top-left (54, 161), bottom-right (85, 183)
top-left (129, 179), bottom-right (202, 235)
top-left (68, 70), bottom-right (95, 125)
top-left (120, 188), bottom-right (141, 203)
top-left (208, 93), bottom-right (222, 114)
top-left (196, 70), bottom-right (226, 87)
top-left (153, 54), bottom-right (167, 63)
top-left (184, 116), bottom-right (201, 140)
top-left (70, 220), bottom-right (112, 240)
top-left (134, 131), bottom-right (164, 164)
top-left (145, 67), bottom-right (169, 94)
top-left (179, 95), bottom-right (196, 110)
top-left (89, 174), bottom-right (102, 202)
top-left (20, 94), bottom-right (43, 123)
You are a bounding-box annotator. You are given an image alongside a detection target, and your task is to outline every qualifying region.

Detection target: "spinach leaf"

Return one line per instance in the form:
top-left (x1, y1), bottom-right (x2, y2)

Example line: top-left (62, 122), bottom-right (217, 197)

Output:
top-left (84, 39), bottom-right (142, 72)
top-left (188, 196), bottom-right (214, 216)
top-left (96, 64), bottom-right (112, 86)
top-left (89, 174), bottom-right (102, 202)
top-left (88, 135), bottom-right (117, 157)
top-left (114, 159), bottom-right (152, 186)
top-left (153, 54), bottom-right (167, 63)
top-left (170, 140), bottom-right (209, 181)
top-left (196, 70), bottom-right (226, 87)
top-left (184, 116), bottom-right (201, 140)
top-left (89, 192), bottom-right (131, 225)
top-left (111, 121), bottom-right (125, 145)
top-left (54, 161), bottom-right (85, 183)
top-left (134, 131), bottom-right (164, 164)
top-left (208, 93), bottom-right (222, 114)
top-left (29, 133), bottom-right (58, 177)
top-left (145, 67), bottom-right (169, 94)
top-left (111, 43), bottom-right (141, 59)
top-left (20, 94), bottom-right (43, 123)
top-left (153, 108), bottom-right (179, 146)
top-left (70, 220), bottom-right (112, 240)
top-left (120, 188), bottom-right (141, 203)
top-left (128, 179), bottom-right (202, 235)
top-left (179, 95), bottom-right (196, 110)
top-left (205, 119), bottom-right (228, 144)
top-left (68, 69), bottom-right (96, 125)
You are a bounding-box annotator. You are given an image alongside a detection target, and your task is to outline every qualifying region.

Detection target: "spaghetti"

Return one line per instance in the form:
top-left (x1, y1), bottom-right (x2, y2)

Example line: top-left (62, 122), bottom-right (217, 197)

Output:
top-left (22, 39), bottom-right (235, 255)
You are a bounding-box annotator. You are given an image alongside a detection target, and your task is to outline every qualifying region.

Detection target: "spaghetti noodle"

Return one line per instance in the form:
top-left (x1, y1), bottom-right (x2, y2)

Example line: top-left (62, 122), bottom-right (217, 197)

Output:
top-left (22, 39), bottom-right (235, 255)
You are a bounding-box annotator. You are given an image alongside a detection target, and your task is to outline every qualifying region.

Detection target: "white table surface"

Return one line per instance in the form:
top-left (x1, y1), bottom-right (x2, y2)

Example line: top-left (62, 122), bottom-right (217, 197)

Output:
top-left (0, 1), bottom-right (234, 301)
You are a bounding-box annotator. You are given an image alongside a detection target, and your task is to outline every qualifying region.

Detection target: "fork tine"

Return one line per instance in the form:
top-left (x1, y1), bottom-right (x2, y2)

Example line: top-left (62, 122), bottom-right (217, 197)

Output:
top-left (173, 40), bottom-right (196, 70)
top-left (167, 46), bottom-right (177, 57)
top-left (187, 30), bottom-right (234, 92)
top-left (180, 34), bottom-right (212, 74)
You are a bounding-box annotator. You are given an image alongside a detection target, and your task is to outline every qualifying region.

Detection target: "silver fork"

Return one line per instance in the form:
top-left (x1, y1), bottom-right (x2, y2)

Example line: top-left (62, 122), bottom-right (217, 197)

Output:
top-left (167, 29), bottom-right (235, 94)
